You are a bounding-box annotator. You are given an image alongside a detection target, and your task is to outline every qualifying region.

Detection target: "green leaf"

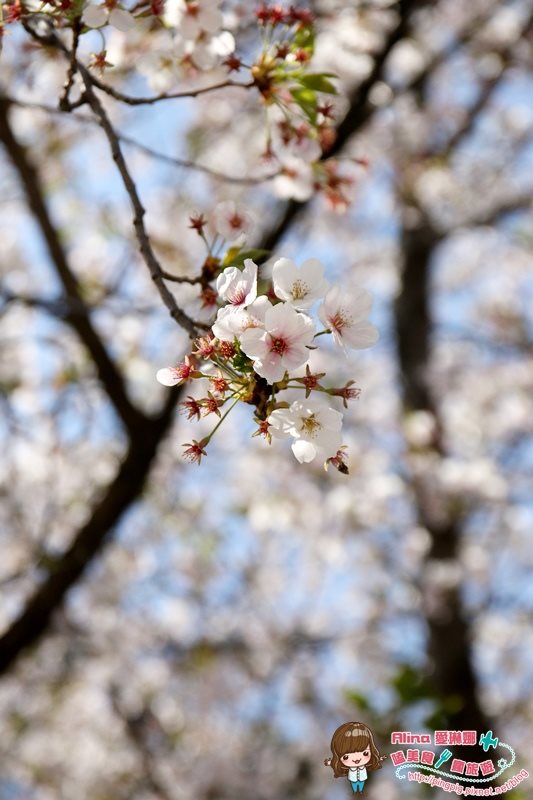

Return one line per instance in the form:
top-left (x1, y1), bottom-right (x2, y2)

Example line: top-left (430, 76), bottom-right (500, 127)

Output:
top-left (294, 25), bottom-right (315, 53)
top-left (290, 87), bottom-right (318, 123)
top-left (299, 73), bottom-right (338, 94)
top-left (344, 689), bottom-right (372, 712)
top-left (232, 353), bottom-right (254, 373)
top-left (392, 664), bottom-right (435, 704)
top-left (223, 248), bottom-right (271, 268)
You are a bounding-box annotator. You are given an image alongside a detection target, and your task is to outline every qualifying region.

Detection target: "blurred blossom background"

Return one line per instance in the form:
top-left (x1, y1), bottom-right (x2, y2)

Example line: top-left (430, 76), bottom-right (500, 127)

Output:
top-left (0, 0), bottom-right (532, 798)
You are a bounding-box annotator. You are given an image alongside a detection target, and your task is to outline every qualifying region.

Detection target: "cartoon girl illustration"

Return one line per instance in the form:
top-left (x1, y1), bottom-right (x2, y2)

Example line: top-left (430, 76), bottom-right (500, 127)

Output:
top-left (324, 721), bottom-right (386, 794)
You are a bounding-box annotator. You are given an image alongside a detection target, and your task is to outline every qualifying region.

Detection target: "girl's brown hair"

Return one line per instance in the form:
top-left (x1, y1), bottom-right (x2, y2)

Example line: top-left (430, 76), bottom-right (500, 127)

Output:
top-left (326, 722), bottom-right (383, 778)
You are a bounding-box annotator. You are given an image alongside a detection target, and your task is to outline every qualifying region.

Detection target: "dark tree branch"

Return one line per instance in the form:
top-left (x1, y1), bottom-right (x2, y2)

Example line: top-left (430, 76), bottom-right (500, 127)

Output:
top-left (394, 210), bottom-right (493, 738)
top-left (109, 687), bottom-right (174, 800)
top-left (388, 7), bottom-right (531, 735)
top-left (0, 79), bottom-right (188, 676)
top-left (430, 11), bottom-right (533, 161)
top-left (463, 191), bottom-right (532, 230)
top-left (0, 94), bottom-right (145, 437)
top-left (59, 15), bottom-right (82, 111)
top-left (0, 391), bottom-right (180, 676)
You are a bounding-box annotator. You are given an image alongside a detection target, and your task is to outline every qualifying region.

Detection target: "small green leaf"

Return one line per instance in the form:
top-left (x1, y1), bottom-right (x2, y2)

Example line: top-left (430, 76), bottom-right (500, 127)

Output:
top-left (344, 689), bottom-right (372, 712)
top-left (290, 87), bottom-right (318, 123)
top-left (392, 664), bottom-right (435, 704)
top-left (224, 248), bottom-right (271, 269)
top-left (222, 246), bottom-right (242, 267)
top-left (294, 25), bottom-right (315, 53)
top-left (299, 73), bottom-right (338, 94)
top-left (232, 353), bottom-right (254, 373)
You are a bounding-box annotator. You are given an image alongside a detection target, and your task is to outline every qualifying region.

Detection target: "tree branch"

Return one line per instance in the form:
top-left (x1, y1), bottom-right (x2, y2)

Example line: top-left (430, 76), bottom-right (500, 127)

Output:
top-left (0, 392), bottom-right (180, 676)
top-left (20, 20), bottom-right (208, 337)
top-left (465, 191), bottom-right (532, 228)
top-left (75, 66), bottom-right (208, 338)
top-left (394, 212), bottom-right (492, 737)
top-left (430, 11), bottom-right (533, 161)
top-left (6, 96), bottom-right (280, 185)
top-left (0, 94), bottom-right (145, 437)
top-left (88, 75), bottom-right (254, 106)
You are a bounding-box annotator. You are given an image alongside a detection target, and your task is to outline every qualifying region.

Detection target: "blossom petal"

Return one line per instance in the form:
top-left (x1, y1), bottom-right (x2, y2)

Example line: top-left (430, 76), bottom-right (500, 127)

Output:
top-left (83, 4), bottom-right (107, 27)
top-left (282, 345), bottom-right (311, 372)
top-left (252, 355), bottom-right (286, 384)
top-left (247, 296), bottom-right (271, 325)
top-left (199, 5), bottom-right (223, 33)
top-left (156, 367), bottom-right (181, 386)
top-left (268, 408), bottom-right (296, 438)
top-left (343, 321), bottom-right (380, 349)
top-left (239, 327), bottom-right (267, 359)
top-left (301, 258), bottom-right (325, 283)
top-left (272, 257), bottom-right (298, 300)
top-left (292, 439), bottom-right (317, 463)
top-left (109, 7), bottom-right (135, 30)
top-left (317, 406), bottom-right (344, 430)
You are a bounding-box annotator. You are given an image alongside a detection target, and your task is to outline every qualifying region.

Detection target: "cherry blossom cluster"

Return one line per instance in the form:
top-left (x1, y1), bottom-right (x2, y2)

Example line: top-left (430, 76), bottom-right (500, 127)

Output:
top-left (251, 4), bottom-right (366, 207)
top-left (157, 206), bottom-right (379, 471)
top-left (3, 0), bottom-right (368, 210)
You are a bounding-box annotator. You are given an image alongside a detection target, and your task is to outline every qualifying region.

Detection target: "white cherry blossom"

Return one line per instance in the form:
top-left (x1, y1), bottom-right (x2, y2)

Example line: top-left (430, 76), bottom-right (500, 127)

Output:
top-left (286, 134), bottom-right (322, 163)
top-left (272, 257), bottom-right (329, 310)
top-left (216, 259), bottom-right (258, 307)
top-left (164, 0), bottom-right (223, 39)
top-left (268, 399), bottom-right (343, 463)
top-left (212, 296), bottom-right (271, 341)
top-left (83, 2), bottom-right (135, 31)
top-left (318, 286), bottom-right (379, 350)
top-left (239, 302), bottom-right (315, 384)
top-left (213, 201), bottom-right (255, 242)
top-left (273, 157), bottom-right (315, 201)
top-left (137, 45), bottom-right (186, 92)
top-left (188, 30), bottom-right (235, 70)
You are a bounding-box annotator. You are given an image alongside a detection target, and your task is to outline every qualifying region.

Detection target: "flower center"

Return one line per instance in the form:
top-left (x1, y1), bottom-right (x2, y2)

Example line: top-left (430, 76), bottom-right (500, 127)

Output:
top-left (291, 279), bottom-right (309, 300)
top-left (270, 336), bottom-right (288, 356)
top-left (185, 1), bottom-right (200, 16)
top-left (160, 55), bottom-right (175, 69)
top-left (229, 213), bottom-right (244, 229)
top-left (300, 414), bottom-right (321, 438)
top-left (330, 309), bottom-right (352, 333)
top-left (229, 288), bottom-right (246, 305)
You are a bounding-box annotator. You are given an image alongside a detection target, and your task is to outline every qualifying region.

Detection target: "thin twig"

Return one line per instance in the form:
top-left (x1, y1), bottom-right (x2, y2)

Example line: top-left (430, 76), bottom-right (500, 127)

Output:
top-left (158, 269), bottom-right (202, 284)
top-left (22, 19), bottom-right (208, 337)
top-left (119, 133), bottom-right (280, 185)
top-left (89, 73), bottom-right (254, 106)
top-left (78, 72), bottom-right (205, 338)
top-left (59, 16), bottom-right (82, 111)
top-left (7, 96), bottom-right (277, 184)
top-left (77, 72), bottom-right (207, 336)
top-left (83, 75), bottom-right (206, 335)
